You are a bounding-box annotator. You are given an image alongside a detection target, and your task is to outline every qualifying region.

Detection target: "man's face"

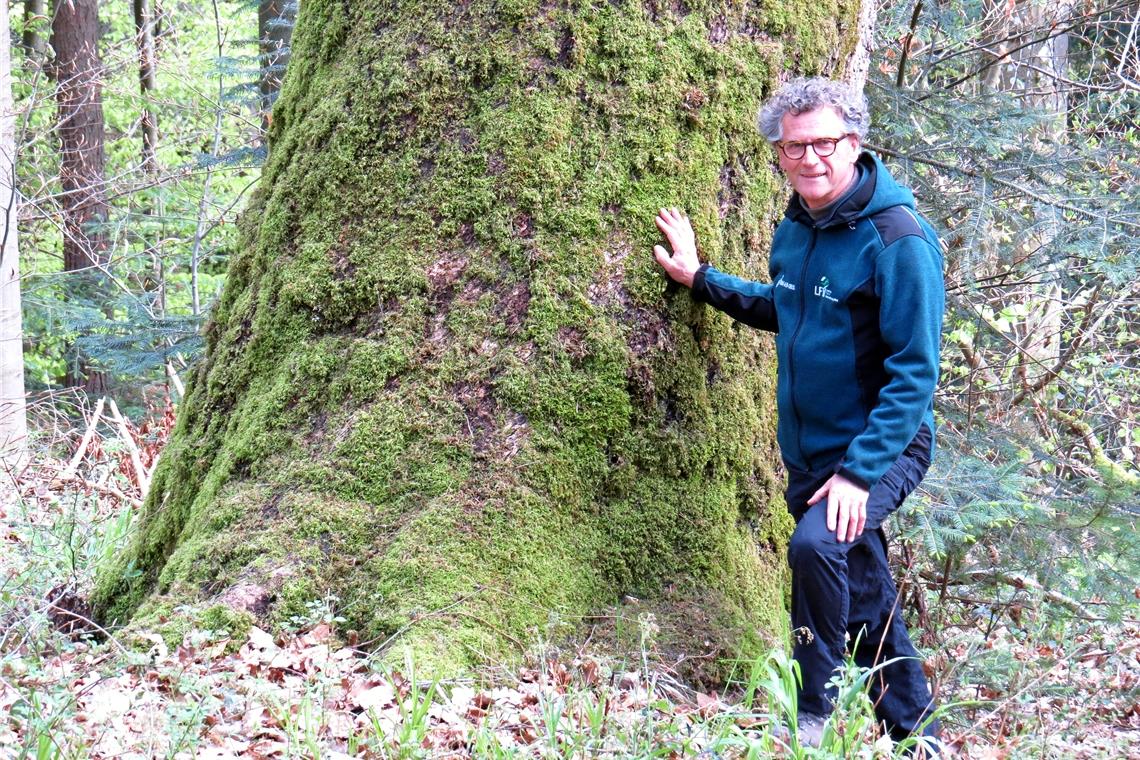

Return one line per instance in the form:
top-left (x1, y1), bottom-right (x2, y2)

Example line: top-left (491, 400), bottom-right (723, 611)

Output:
top-left (777, 107), bottom-right (861, 210)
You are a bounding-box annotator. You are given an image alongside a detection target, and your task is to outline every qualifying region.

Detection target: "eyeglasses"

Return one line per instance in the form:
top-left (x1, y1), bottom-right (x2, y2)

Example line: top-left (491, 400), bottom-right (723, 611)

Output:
top-left (776, 134), bottom-right (853, 160)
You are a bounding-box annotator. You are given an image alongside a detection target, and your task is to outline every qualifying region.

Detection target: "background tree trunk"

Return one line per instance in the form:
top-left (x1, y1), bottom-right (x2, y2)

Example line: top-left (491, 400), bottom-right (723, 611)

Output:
top-left (258, 0), bottom-right (295, 134)
top-left (2, 0), bottom-right (29, 480)
top-left (94, 0), bottom-right (865, 678)
top-left (22, 0), bottom-right (49, 66)
top-left (134, 0), bottom-right (160, 175)
top-left (52, 0), bottom-right (110, 391)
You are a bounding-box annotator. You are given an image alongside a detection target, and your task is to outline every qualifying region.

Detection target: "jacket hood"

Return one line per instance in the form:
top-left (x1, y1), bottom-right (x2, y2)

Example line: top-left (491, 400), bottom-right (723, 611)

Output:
top-left (784, 152), bottom-right (916, 229)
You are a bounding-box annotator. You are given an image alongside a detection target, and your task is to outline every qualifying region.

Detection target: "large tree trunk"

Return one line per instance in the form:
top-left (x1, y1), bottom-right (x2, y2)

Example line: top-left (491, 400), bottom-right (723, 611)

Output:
top-left (1, 0), bottom-right (29, 480)
top-left (52, 0), bottom-right (109, 391)
top-left (94, 0), bottom-right (865, 678)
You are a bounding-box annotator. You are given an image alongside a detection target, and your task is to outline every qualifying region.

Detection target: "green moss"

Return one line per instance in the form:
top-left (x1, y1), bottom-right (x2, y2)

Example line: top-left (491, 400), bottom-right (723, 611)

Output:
top-left (199, 605), bottom-right (255, 641)
top-left (94, 0), bottom-right (864, 682)
top-left (121, 600), bottom-right (255, 652)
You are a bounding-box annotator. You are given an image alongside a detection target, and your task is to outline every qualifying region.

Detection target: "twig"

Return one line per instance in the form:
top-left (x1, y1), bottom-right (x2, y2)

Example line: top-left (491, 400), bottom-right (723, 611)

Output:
top-left (41, 461), bottom-right (143, 507)
top-left (43, 598), bottom-right (129, 655)
top-left (62, 397), bottom-right (105, 479)
top-left (446, 610), bottom-right (528, 653)
top-left (165, 360), bottom-right (185, 398)
top-left (921, 568), bottom-right (1087, 615)
top-left (896, 1), bottom-right (924, 89)
top-left (107, 398), bottom-right (150, 496)
top-left (1010, 282), bottom-right (1131, 405)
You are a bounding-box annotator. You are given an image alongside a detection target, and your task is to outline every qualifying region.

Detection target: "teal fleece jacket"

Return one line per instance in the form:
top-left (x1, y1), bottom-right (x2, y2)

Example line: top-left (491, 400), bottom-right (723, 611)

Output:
top-left (691, 152), bottom-right (944, 489)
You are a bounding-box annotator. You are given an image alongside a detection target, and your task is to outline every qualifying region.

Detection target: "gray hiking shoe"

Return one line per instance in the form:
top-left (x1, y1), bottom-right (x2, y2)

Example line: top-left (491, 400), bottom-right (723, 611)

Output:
top-left (772, 713), bottom-right (828, 748)
top-left (797, 712), bottom-right (827, 748)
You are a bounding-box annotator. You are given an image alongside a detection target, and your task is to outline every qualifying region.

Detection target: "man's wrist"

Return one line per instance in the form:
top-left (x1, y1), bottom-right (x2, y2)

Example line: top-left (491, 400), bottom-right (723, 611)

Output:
top-left (835, 465), bottom-right (871, 491)
top-left (690, 263), bottom-right (711, 294)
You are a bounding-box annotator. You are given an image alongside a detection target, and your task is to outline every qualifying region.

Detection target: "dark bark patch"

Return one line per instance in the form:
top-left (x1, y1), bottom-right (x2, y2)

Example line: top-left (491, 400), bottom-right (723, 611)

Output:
top-left (717, 162), bottom-right (742, 221)
top-left (47, 585), bottom-right (96, 639)
top-left (398, 111), bottom-right (419, 139)
top-left (452, 380), bottom-right (531, 460)
top-left (330, 220), bottom-right (359, 279)
top-left (557, 326), bottom-right (588, 360)
top-left (426, 252), bottom-right (469, 292)
top-left (487, 152), bottom-right (507, 176)
top-left (305, 411), bottom-right (330, 447)
top-left (459, 221), bottom-right (477, 246)
top-left (262, 490), bottom-right (284, 520)
top-left (458, 277), bottom-right (492, 307)
top-left (587, 239), bottom-right (633, 310)
top-left (220, 583), bottom-right (272, 615)
top-left (709, 15), bottom-right (727, 45)
top-left (557, 28), bottom-right (575, 67)
top-left (682, 87), bottom-right (707, 113)
top-left (627, 306), bottom-right (669, 359)
top-left (452, 381), bottom-right (497, 454)
top-left (513, 212), bottom-right (534, 239)
top-left (457, 128), bottom-right (477, 152)
top-left (626, 362), bottom-right (653, 407)
top-left (500, 282), bottom-right (531, 335)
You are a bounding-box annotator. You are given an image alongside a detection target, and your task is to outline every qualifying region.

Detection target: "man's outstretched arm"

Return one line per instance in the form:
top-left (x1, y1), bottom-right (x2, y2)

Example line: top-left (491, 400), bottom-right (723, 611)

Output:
top-left (652, 208), bottom-right (778, 332)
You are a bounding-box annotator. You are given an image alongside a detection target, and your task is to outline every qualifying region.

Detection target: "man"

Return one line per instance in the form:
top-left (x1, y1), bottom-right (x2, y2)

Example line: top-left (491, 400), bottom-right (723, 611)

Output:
top-left (652, 77), bottom-right (944, 747)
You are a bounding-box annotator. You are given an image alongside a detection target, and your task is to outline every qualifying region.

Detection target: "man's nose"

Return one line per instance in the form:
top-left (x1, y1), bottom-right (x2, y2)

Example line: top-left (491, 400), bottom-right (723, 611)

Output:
top-left (800, 147), bottom-right (821, 166)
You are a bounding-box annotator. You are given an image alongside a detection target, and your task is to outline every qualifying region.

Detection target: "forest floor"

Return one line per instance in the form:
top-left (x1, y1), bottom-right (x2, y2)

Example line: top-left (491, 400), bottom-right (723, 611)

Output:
top-left (2, 402), bottom-right (1138, 759)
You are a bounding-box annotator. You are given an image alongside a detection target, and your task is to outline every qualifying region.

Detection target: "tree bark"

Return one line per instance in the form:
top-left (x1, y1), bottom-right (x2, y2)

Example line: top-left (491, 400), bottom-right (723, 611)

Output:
top-left (134, 0), bottom-right (160, 175)
top-left (53, 0), bottom-right (109, 273)
top-left (22, 0), bottom-right (49, 66)
top-left (258, 0), bottom-right (295, 134)
top-left (52, 0), bottom-right (109, 391)
top-left (2, 0), bottom-right (29, 479)
top-left (93, 0), bottom-right (864, 679)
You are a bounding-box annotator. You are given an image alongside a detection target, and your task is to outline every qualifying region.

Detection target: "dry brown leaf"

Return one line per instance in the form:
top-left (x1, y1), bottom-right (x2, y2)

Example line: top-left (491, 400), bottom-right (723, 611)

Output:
top-left (348, 677), bottom-right (396, 711)
top-left (695, 691), bottom-right (720, 717)
top-left (246, 739), bottom-right (289, 759)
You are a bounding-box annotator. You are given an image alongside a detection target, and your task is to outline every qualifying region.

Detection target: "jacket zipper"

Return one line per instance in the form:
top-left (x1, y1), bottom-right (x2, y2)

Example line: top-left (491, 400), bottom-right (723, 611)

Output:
top-left (787, 226), bottom-right (817, 469)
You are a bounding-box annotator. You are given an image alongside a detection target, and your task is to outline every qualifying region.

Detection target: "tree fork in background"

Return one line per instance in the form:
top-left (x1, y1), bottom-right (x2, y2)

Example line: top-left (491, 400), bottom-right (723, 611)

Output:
top-left (1, 0), bottom-right (29, 478)
top-left (92, 0), bottom-right (868, 679)
top-left (258, 0), bottom-right (295, 135)
top-left (52, 0), bottom-right (110, 392)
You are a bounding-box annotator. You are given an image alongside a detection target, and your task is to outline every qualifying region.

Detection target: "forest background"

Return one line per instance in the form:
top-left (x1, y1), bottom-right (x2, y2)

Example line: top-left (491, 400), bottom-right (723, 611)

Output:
top-left (0, 0), bottom-right (1138, 757)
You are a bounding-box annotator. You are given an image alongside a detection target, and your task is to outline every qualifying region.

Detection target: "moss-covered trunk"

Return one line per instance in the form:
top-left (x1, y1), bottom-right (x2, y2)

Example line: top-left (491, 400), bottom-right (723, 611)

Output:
top-left (94, 0), bottom-right (862, 677)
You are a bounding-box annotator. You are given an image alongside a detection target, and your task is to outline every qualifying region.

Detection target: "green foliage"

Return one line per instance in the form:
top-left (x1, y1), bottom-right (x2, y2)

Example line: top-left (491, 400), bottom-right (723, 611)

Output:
top-left (868, 0), bottom-right (1140, 622)
top-left (12, 0), bottom-right (263, 392)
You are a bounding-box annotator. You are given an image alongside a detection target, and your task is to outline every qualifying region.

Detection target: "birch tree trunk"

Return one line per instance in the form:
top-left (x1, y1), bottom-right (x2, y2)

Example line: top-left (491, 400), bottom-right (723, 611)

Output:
top-left (2, 0), bottom-right (29, 483)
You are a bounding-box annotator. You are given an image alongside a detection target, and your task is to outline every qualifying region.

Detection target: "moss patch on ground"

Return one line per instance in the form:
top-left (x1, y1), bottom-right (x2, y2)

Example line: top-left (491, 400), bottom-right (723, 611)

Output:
top-left (92, 0), bottom-right (863, 683)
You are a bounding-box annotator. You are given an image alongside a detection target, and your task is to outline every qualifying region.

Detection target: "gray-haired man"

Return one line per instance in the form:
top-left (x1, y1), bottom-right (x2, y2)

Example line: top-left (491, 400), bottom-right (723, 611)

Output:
top-left (654, 78), bottom-right (944, 748)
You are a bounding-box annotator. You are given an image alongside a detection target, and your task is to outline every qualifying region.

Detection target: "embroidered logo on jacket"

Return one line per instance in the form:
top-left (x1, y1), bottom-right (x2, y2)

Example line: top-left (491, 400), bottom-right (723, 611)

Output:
top-left (776, 276), bottom-right (796, 291)
top-left (814, 276), bottom-right (838, 303)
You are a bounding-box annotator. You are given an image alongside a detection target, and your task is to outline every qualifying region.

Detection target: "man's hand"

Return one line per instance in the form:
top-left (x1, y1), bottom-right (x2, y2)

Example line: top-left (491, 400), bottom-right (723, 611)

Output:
top-left (653, 207), bottom-right (700, 287)
top-left (808, 473), bottom-right (869, 543)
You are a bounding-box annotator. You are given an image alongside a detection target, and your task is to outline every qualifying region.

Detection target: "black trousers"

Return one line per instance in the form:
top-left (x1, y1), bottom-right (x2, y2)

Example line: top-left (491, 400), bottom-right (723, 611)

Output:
top-left (784, 425), bottom-right (939, 740)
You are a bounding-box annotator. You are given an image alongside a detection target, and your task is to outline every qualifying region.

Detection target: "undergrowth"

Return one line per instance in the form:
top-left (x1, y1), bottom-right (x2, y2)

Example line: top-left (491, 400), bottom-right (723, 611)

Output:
top-left (2, 396), bottom-right (1137, 758)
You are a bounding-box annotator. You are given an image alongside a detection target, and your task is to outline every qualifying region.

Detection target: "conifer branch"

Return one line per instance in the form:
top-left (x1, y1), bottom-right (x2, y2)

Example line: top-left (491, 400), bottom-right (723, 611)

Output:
top-left (865, 142), bottom-right (1140, 231)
